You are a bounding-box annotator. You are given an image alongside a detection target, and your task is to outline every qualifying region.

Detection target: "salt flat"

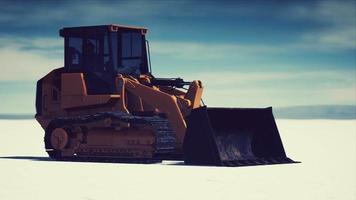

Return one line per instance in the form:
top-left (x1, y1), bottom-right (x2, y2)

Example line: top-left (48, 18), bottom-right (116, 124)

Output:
top-left (0, 119), bottom-right (355, 200)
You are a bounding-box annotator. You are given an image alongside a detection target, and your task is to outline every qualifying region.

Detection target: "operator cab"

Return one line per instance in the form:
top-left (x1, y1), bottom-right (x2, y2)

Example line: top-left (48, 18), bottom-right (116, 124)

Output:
top-left (60, 24), bottom-right (150, 94)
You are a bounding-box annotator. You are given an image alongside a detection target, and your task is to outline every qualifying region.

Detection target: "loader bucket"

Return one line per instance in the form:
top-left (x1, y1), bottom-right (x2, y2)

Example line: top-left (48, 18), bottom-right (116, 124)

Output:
top-left (183, 106), bottom-right (295, 166)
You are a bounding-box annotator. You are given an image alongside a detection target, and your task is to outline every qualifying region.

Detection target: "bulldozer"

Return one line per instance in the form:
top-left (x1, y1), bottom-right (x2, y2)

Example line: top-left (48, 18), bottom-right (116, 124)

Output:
top-left (35, 24), bottom-right (295, 166)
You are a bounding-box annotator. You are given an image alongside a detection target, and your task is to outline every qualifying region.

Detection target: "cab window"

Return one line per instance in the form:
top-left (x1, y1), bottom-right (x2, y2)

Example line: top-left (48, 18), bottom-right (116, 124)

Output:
top-left (67, 37), bottom-right (82, 69)
top-left (119, 32), bottom-right (143, 75)
top-left (83, 37), bottom-right (101, 71)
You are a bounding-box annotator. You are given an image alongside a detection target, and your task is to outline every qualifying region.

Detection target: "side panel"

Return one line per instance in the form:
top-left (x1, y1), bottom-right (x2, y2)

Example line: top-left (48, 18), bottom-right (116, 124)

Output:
top-left (60, 73), bottom-right (121, 109)
top-left (35, 79), bottom-right (43, 116)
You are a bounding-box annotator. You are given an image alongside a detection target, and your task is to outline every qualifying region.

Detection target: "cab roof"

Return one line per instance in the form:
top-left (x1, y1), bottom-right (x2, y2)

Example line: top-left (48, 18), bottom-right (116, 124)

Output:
top-left (60, 24), bottom-right (148, 37)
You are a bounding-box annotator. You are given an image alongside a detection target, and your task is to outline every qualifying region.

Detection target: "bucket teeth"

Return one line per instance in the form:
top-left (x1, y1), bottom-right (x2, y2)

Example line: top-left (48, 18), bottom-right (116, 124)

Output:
top-left (220, 157), bottom-right (296, 167)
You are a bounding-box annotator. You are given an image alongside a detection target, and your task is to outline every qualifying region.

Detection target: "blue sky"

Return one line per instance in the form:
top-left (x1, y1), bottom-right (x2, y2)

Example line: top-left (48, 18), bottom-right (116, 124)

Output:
top-left (0, 0), bottom-right (355, 114)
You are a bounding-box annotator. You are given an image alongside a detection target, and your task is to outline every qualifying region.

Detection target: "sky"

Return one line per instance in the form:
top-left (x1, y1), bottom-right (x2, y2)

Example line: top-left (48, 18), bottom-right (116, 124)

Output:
top-left (0, 0), bottom-right (355, 114)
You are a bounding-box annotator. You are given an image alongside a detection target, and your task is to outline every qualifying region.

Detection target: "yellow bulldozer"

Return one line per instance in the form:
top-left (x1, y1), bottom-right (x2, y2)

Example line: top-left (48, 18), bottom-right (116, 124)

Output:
top-left (35, 24), bottom-right (295, 166)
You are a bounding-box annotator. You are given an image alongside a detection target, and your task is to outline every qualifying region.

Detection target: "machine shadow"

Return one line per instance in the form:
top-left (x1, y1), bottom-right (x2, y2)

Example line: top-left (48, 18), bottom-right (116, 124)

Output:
top-left (0, 156), bottom-right (299, 167)
top-left (0, 156), bottom-right (186, 165)
top-left (0, 156), bottom-right (52, 162)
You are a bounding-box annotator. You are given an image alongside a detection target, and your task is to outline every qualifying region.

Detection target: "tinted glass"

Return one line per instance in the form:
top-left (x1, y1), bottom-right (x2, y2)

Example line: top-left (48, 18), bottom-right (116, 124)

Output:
top-left (121, 32), bottom-right (142, 58)
top-left (68, 37), bottom-right (82, 68)
top-left (121, 33), bottom-right (131, 58)
top-left (121, 59), bottom-right (141, 75)
top-left (103, 34), bottom-right (110, 71)
top-left (83, 35), bottom-right (107, 72)
top-left (111, 33), bottom-right (118, 70)
top-left (131, 33), bottom-right (142, 57)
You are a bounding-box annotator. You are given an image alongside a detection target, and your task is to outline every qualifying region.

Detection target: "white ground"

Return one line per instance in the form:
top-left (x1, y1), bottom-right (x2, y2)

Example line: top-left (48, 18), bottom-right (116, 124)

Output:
top-left (0, 119), bottom-right (355, 200)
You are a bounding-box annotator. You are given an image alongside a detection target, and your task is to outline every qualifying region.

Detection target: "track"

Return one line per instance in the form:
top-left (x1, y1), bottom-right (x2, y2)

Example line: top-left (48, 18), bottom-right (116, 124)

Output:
top-left (44, 111), bottom-right (176, 161)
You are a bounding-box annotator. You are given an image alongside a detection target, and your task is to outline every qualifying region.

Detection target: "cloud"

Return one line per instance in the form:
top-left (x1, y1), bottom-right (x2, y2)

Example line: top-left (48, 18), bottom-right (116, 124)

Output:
top-left (182, 69), bottom-right (355, 88)
top-left (187, 71), bottom-right (355, 107)
top-left (151, 38), bottom-right (354, 63)
top-left (201, 85), bottom-right (356, 107)
top-left (287, 0), bottom-right (356, 50)
top-left (0, 1), bottom-right (198, 26)
top-left (150, 41), bottom-right (284, 60)
top-left (179, 69), bottom-right (356, 107)
top-left (0, 36), bottom-right (62, 52)
top-left (289, 0), bottom-right (355, 25)
top-left (149, 1), bottom-right (356, 60)
top-left (0, 36), bottom-right (62, 81)
top-left (0, 0), bottom-right (354, 53)
top-left (300, 27), bottom-right (355, 50)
